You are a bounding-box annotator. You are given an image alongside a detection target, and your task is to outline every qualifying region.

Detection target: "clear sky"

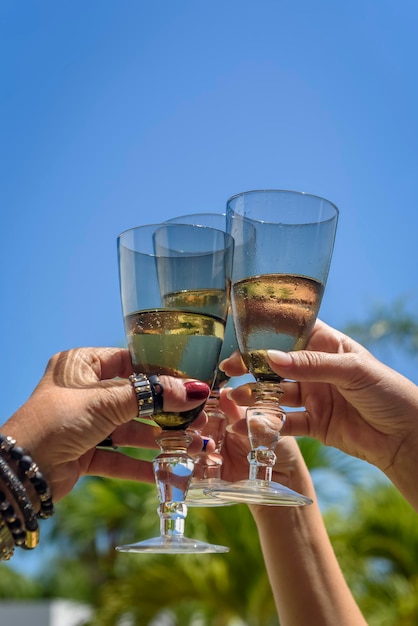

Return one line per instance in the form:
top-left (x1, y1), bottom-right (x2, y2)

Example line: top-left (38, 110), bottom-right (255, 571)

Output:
top-left (1, 0), bottom-right (418, 423)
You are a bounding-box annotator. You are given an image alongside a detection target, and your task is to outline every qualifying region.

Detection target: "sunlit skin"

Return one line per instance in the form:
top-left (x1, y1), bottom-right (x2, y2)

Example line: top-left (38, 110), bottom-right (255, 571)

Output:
top-left (220, 319), bottom-right (418, 512)
top-left (205, 388), bottom-right (365, 625)
top-left (2, 347), bottom-right (210, 502)
top-left (1, 342), bottom-right (370, 624)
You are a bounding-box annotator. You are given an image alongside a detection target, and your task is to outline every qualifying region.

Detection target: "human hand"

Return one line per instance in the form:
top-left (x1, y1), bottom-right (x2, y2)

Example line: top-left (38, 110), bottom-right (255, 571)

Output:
top-left (218, 387), bottom-right (368, 626)
top-left (221, 320), bottom-right (418, 485)
top-left (218, 390), bottom-right (313, 501)
top-left (2, 347), bottom-right (210, 502)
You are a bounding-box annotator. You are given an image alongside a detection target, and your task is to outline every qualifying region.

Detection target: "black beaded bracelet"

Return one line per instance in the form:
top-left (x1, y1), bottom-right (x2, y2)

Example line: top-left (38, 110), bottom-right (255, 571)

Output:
top-left (0, 488), bottom-right (27, 550)
top-left (0, 456), bottom-right (39, 550)
top-left (0, 435), bottom-right (54, 520)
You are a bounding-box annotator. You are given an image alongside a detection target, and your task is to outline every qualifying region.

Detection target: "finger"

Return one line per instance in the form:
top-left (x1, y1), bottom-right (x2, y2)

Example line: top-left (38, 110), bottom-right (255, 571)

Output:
top-left (86, 449), bottom-right (155, 483)
top-left (219, 350), bottom-right (248, 377)
top-left (267, 349), bottom-right (378, 389)
top-left (158, 377), bottom-right (210, 412)
top-left (92, 347), bottom-right (134, 380)
top-left (110, 410), bottom-right (207, 451)
top-left (280, 409), bottom-right (312, 437)
top-left (111, 419), bottom-right (160, 449)
top-left (186, 428), bottom-right (217, 454)
top-left (219, 378), bottom-right (303, 411)
top-left (99, 376), bottom-right (210, 427)
top-left (307, 319), bottom-right (366, 355)
top-left (188, 410), bottom-right (207, 431)
top-left (48, 349), bottom-right (211, 415)
top-left (225, 419), bottom-right (248, 437)
top-left (187, 427), bottom-right (208, 454)
top-left (279, 380), bottom-right (304, 408)
top-left (46, 347), bottom-right (134, 386)
top-left (218, 388), bottom-right (250, 437)
top-left (219, 388), bottom-right (246, 424)
top-left (225, 383), bottom-right (256, 407)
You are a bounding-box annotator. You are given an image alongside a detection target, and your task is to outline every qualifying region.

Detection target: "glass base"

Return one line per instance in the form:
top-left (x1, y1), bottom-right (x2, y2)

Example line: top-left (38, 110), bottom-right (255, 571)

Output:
top-left (204, 479), bottom-right (313, 507)
top-left (186, 479), bottom-right (236, 507)
top-left (115, 535), bottom-right (230, 554)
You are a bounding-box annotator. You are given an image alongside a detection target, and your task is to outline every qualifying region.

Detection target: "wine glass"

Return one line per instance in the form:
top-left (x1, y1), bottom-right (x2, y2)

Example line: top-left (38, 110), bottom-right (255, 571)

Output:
top-left (186, 402), bottom-right (231, 507)
top-left (116, 222), bottom-right (234, 552)
top-left (206, 189), bottom-right (339, 506)
top-left (165, 213), bottom-right (245, 506)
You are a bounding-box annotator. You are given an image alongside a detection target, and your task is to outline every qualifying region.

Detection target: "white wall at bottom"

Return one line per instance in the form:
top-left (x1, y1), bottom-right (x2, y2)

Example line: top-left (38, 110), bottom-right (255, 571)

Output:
top-left (0, 600), bottom-right (92, 626)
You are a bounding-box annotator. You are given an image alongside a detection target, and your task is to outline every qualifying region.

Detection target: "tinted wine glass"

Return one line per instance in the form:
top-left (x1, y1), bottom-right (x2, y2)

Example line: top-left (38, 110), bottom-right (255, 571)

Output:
top-left (207, 190), bottom-right (338, 506)
top-left (165, 213), bottom-right (238, 506)
top-left (116, 222), bottom-right (234, 552)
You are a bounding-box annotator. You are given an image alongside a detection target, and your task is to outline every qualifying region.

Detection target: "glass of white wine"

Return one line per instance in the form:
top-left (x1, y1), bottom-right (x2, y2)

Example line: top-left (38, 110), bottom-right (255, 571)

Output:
top-left (165, 213), bottom-right (238, 506)
top-left (207, 190), bottom-right (339, 506)
top-left (116, 222), bottom-right (234, 552)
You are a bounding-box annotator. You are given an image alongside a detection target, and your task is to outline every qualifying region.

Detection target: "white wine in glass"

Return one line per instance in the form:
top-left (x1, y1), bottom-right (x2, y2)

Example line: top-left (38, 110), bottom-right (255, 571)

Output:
top-left (207, 189), bottom-right (338, 506)
top-left (165, 213), bottom-right (240, 506)
top-left (116, 222), bottom-right (234, 552)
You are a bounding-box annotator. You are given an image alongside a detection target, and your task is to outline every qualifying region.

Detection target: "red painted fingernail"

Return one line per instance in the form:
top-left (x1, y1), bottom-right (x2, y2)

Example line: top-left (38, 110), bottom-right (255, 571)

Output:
top-left (184, 381), bottom-right (210, 401)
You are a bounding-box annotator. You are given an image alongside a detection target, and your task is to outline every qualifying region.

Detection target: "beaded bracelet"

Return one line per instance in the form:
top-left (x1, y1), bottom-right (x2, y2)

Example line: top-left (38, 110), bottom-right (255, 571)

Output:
top-left (0, 456), bottom-right (39, 550)
top-left (0, 488), bottom-right (27, 549)
top-left (0, 517), bottom-right (15, 561)
top-left (0, 434), bottom-right (54, 520)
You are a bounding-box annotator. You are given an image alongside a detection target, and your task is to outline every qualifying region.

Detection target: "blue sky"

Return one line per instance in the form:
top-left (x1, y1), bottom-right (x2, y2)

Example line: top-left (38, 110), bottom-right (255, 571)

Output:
top-left (1, 0), bottom-right (418, 424)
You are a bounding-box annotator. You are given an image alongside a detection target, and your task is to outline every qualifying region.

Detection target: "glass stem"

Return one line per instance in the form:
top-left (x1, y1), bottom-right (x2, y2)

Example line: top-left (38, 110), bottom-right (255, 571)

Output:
top-left (246, 381), bottom-right (286, 482)
top-left (191, 389), bottom-right (226, 481)
top-left (153, 431), bottom-right (194, 539)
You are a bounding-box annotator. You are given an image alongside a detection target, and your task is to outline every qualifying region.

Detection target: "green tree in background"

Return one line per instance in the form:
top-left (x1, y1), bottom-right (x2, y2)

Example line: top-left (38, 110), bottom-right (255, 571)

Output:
top-left (327, 482), bottom-right (418, 626)
top-left (23, 439), bottom-right (367, 626)
top-left (345, 298), bottom-right (418, 356)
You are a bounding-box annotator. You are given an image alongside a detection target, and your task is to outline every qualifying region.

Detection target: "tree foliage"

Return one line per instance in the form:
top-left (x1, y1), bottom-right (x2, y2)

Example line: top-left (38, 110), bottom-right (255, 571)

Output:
top-left (345, 297), bottom-right (418, 357)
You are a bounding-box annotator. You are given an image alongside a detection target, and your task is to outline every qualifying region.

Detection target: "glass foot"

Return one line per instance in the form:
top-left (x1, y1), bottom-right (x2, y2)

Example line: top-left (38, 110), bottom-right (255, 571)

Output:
top-left (204, 479), bottom-right (313, 506)
top-left (115, 535), bottom-right (229, 554)
top-left (186, 479), bottom-right (236, 507)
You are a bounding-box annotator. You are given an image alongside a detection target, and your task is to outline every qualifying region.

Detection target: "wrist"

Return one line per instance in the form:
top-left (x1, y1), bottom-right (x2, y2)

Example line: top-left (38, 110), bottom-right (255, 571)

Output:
top-left (0, 433), bottom-right (55, 560)
top-left (383, 432), bottom-right (418, 513)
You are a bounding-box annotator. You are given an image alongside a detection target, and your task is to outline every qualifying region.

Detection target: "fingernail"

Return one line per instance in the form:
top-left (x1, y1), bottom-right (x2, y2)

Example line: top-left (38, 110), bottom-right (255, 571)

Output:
top-left (226, 389), bottom-right (235, 401)
top-left (184, 381), bottom-right (210, 401)
top-left (267, 350), bottom-right (293, 366)
top-left (225, 424), bottom-right (246, 437)
top-left (96, 436), bottom-right (117, 450)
